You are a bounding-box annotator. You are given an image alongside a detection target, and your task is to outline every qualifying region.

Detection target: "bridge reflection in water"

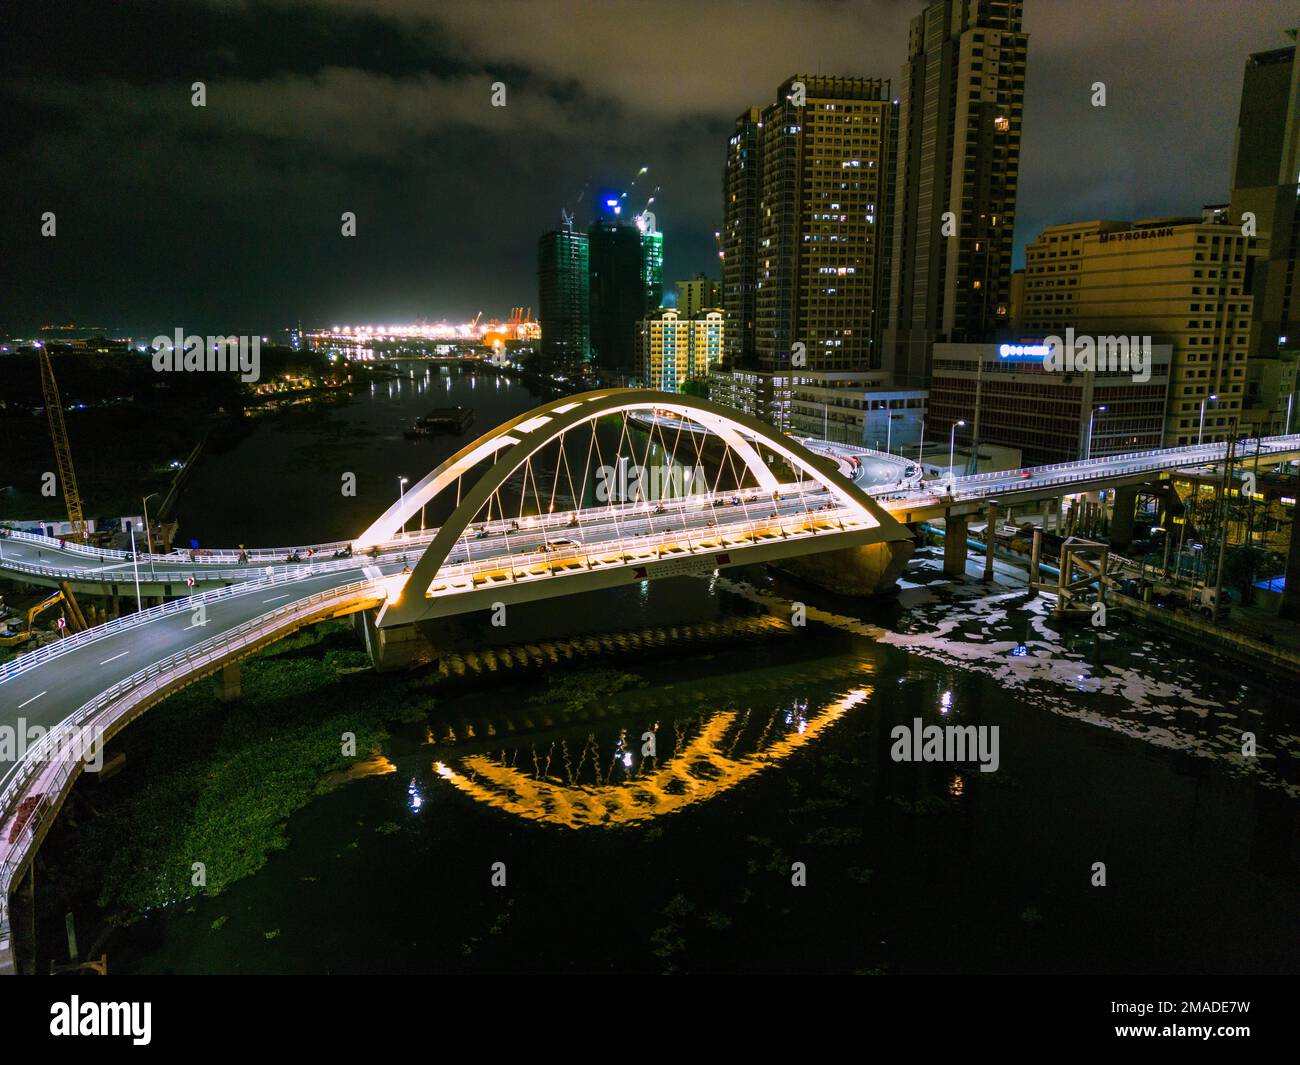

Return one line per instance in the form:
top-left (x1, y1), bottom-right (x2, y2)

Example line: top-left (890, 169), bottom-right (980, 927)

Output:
top-left (428, 684), bottom-right (871, 829)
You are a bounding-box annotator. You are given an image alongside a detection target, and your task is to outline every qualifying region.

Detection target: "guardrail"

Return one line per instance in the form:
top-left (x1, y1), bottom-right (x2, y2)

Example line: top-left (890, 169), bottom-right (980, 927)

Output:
top-left (0, 577), bottom-right (384, 929)
top-left (0, 567), bottom-right (356, 685)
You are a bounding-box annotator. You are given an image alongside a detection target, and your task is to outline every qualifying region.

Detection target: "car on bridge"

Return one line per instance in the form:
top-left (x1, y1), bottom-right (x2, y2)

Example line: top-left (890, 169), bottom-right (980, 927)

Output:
top-left (535, 538), bottom-right (581, 554)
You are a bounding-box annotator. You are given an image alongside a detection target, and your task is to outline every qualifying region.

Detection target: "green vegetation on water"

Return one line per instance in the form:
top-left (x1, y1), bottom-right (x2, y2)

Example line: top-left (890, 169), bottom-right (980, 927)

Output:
top-left (75, 620), bottom-right (427, 917)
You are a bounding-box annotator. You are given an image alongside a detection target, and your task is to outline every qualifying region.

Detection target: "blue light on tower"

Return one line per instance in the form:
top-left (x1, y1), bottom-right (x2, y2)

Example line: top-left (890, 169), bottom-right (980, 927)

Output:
top-left (596, 189), bottom-right (625, 220)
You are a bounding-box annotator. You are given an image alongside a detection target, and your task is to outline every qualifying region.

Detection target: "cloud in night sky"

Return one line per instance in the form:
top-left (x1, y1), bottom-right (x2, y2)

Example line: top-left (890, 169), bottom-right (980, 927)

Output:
top-left (0, 0), bottom-right (1296, 334)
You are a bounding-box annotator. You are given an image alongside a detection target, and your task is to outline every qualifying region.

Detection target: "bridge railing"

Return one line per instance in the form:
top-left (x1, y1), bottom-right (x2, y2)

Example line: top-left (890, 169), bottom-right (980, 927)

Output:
top-left (0, 527), bottom-right (434, 567)
top-left (953, 434), bottom-right (1300, 486)
top-left (426, 501), bottom-right (865, 592)
top-left (940, 435), bottom-right (1300, 501)
top-left (0, 568), bottom-right (357, 685)
top-left (0, 577), bottom-right (383, 927)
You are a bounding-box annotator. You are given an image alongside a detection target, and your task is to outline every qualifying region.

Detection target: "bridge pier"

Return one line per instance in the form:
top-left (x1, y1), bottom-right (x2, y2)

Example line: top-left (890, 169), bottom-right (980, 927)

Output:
top-left (1109, 486), bottom-right (1139, 550)
top-left (983, 504), bottom-right (998, 581)
top-left (358, 610), bottom-right (437, 672)
top-left (944, 513), bottom-right (969, 580)
top-left (770, 539), bottom-right (914, 597)
top-left (217, 661), bottom-right (241, 702)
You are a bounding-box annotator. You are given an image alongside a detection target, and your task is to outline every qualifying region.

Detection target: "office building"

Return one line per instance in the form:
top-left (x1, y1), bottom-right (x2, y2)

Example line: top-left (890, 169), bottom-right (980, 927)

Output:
top-left (640, 224), bottom-right (665, 312)
top-left (788, 371), bottom-right (927, 450)
top-left (884, 0), bottom-right (1029, 389)
top-left (928, 340), bottom-right (1172, 465)
top-left (1021, 217), bottom-right (1253, 445)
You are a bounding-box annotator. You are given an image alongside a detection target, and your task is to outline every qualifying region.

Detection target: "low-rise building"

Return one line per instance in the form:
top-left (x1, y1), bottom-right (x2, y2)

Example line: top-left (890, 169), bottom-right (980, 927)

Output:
top-left (928, 340), bottom-right (1172, 466)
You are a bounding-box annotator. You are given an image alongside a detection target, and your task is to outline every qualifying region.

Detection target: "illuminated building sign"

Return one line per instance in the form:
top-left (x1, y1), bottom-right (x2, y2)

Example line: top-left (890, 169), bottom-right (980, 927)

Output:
top-left (998, 343), bottom-right (1049, 362)
top-left (1097, 226), bottom-right (1175, 244)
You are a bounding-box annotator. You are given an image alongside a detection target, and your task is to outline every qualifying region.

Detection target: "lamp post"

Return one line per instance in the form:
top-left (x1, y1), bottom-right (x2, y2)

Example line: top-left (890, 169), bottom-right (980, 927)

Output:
top-left (949, 420), bottom-right (967, 486)
top-left (398, 477), bottom-right (409, 538)
top-left (1197, 392), bottom-right (1217, 445)
top-left (1085, 405), bottom-right (1107, 461)
top-left (917, 417), bottom-right (926, 472)
top-left (887, 412), bottom-right (899, 455)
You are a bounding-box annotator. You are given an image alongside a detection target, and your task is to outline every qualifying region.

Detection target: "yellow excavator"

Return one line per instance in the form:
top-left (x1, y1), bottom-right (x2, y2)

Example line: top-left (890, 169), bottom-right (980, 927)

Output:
top-left (0, 582), bottom-right (87, 647)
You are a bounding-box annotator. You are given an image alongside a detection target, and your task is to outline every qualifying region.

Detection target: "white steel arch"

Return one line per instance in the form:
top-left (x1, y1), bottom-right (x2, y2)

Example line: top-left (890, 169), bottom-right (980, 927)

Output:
top-left (370, 389), bottom-right (907, 627)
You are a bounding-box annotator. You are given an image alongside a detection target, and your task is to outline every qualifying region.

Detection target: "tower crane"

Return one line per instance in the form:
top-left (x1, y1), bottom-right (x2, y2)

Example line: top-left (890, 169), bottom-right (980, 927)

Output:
top-left (36, 344), bottom-right (87, 542)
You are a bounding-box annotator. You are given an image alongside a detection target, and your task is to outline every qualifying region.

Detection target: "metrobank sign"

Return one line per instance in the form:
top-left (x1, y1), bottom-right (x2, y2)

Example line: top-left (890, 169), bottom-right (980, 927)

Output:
top-left (1097, 226), bottom-right (1175, 244)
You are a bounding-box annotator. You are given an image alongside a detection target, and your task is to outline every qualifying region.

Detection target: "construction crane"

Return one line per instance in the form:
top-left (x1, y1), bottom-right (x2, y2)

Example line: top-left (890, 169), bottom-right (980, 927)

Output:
top-left (36, 344), bottom-right (87, 542)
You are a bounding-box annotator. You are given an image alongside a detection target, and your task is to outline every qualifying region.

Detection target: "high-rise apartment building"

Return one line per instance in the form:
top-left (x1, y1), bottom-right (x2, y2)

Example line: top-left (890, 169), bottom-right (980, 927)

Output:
top-left (675, 274), bottom-right (722, 317)
top-left (1228, 31), bottom-right (1299, 435)
top-left (754, 75), bottom-right (895, 373)
top-left (722, 107), bottom-right (762, 366)
top-left (637, 308), bottom-right (724, 392)
top-left (722, 78), bottom-right (895, 376)
top-left (537, 223), bottom-right (590, 371)
top-left (884, 0), bottom-right (1028, 389)
top-left (1021, 218), bottom-right (1254, 446)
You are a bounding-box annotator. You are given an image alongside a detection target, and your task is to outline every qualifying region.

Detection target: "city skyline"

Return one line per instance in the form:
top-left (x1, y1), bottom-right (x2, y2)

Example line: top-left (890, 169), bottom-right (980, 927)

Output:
top-left (2, 0), bottom-right (1298, 334)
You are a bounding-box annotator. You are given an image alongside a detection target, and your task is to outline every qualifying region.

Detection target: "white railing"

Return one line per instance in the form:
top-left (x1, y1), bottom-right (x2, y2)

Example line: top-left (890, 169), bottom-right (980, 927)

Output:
top-left (426, 504), bottom-right (865, 593)
top-left (0, 577), bottom-right (384, 925)
top-left (0, 568), bottom-right (356, 685)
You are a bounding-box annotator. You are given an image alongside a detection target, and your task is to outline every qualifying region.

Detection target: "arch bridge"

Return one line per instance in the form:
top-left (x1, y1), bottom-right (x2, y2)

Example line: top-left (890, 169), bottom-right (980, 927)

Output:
top-left (356, 388), bottom-right (912, 627)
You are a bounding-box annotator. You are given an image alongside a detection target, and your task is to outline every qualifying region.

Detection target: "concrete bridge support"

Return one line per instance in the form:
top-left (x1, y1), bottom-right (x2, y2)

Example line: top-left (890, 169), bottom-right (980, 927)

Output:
top-left (984, 504), bottom-right (998, 582)
top-left (944, 513), bottom-right (969, 581)
top-left (358, 609), bottom-right (437, 672)
top-left (770, 538), bottom-right (915, 597)
top-left (217, 661), bottom-right (241, 702)
top-left (1109, 486), bottom-right (1139, 550)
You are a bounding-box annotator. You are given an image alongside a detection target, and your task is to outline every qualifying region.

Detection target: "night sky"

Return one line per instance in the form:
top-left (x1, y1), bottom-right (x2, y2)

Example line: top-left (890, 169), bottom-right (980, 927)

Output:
top-left (2, 0), bottom-right (1295, 335)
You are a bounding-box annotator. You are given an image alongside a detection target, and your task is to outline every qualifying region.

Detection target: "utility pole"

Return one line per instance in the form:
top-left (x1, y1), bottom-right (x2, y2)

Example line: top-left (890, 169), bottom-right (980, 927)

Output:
top-left (1212, 434), bottom-right (1236, 624)
top-left (968, 354), bottom-right (984, 476)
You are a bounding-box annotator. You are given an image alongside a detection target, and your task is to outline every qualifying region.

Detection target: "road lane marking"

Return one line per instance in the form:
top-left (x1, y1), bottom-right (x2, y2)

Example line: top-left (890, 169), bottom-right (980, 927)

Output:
top-left (18, 691), bottom-right (46, 709)
top-left (99, 651), bottom-right (130, 665)
top-left (263, 594), bottom-right (290, 602)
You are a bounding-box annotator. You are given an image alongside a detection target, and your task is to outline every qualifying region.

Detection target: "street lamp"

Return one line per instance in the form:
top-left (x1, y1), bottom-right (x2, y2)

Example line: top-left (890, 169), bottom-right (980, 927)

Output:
top-left (398, 477), bottom-right (409, 537)
top-left (1085, 405), bottom-right (1107, 461)
top-left (949, 420), bottom-right (967, 486)
top-left (917, 417), bottom-right (926, 472)
top-left (1197, 392), bottom-right (1217, 445)
top-left (142, 492), bottom-right (160, 554)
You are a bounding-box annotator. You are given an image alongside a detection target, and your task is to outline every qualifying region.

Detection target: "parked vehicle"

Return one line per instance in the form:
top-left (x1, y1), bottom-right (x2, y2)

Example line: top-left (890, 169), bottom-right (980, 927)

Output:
top-left (1180, 585), bottom-right (1230, 619)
